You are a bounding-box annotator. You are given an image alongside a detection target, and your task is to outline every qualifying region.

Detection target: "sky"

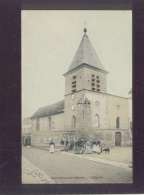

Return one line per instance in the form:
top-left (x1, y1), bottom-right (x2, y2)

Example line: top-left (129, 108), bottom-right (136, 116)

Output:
top-left (22, 10), bottom-right (132, 118)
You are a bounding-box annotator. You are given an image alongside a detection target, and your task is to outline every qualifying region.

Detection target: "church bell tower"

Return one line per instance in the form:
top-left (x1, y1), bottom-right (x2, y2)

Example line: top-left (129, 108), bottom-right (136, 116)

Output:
top-left (63, 28), bottom-right (108, 132)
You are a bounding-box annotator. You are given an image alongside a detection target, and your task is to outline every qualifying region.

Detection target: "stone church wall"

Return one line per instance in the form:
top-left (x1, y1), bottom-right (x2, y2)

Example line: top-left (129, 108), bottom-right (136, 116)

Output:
top-left (81, 128), bottom-right (132, 147)
top-left (31, 113), bottom-right (64, 146)
top-left (106, 95), bottom-right (129, 129)
top-left (64, 90), bottom-right (85, 130)
top-left (86, 91), bottom-right (108, 129)
top-left (51, 113), bottom-right (65, 130)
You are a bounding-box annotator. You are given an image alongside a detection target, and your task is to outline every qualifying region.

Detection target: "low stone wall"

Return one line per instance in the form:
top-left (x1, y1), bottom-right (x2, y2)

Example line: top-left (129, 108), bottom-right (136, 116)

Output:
top-left (31, 128), bottom-right (132, 147)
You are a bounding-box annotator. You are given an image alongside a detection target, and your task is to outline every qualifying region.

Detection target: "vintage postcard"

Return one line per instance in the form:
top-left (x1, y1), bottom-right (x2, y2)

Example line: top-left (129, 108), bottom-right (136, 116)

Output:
top-left (21, 10), bottom-right (132, 184)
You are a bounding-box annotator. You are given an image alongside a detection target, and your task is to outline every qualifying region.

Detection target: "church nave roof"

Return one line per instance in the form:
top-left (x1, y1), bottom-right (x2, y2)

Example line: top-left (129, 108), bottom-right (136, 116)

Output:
top-left (31, 100), bottom-right (64, 119)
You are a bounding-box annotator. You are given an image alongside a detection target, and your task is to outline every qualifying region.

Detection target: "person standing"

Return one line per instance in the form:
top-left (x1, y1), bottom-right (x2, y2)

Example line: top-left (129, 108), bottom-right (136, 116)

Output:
top-left (95, 141), bottom-right (102, 154)
top-left (49, 141), bottom-right (55, 153)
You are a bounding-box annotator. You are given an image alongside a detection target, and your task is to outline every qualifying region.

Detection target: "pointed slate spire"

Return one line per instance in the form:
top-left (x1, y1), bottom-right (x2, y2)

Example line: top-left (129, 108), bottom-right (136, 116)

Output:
top-left (68, 28), bottom-right (105, 72)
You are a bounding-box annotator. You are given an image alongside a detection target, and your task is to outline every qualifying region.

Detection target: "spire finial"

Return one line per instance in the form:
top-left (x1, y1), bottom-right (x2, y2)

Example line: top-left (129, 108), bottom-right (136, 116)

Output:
top-left (84, 27), bottom-right (87, 34)
top-left (83, 21), bottom-right (87, 34)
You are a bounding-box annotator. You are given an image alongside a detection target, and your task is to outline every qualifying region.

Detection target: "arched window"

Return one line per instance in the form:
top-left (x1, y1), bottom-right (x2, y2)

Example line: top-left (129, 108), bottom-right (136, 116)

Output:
top-left (72, 115), bottom-right (76, 129)
top-left (95, 101), bottom-right (100, 106)
top-left (116, 105), bottom-right (120, 110)
top-left (36, 118), bottom-right (40, 131)
top-left (116, 117), bottom-right (120, 129)
top-left (48, 116), bottom-right (51, 130)
top-left (95, 101), bottom-right (100, 113)
top-left (95, 114), bottom-right (100, 128)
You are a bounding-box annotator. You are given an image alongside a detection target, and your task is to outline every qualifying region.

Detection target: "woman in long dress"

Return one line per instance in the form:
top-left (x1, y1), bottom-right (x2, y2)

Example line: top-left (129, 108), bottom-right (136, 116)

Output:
top-left (92, 143), bottom-right (97, 153)
top-left (95, 143), bottom-right (102, 154)
top-left (49, 142), bottom-right (55, 153)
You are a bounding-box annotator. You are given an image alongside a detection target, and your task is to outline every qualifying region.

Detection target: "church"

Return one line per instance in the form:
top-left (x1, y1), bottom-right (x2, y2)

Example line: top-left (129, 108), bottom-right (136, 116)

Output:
top-left (30, 28), bottom-right (132, 147)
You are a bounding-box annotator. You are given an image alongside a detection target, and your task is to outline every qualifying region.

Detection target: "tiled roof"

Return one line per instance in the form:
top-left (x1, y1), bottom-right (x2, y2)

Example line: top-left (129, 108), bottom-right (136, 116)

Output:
top-left (68, 29), bottom-right (106, 72)
top-left (31, 100), bottom-right (64, 119)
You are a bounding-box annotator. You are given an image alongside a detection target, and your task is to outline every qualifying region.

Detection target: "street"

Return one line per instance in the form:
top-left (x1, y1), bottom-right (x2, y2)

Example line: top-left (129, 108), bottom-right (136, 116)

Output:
top-left (22, 147), bottom-right (132, 184)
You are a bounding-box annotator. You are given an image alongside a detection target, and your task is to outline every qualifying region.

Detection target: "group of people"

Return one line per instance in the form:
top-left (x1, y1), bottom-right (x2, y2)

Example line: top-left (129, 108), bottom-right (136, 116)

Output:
top-left (49, 138), bottom-right (109, 155)
top-left (75, 140), bottom-right (103, 154)
top-left (61, 138), bottom-right (103, 154)
top-left (92, 142), bottom-right (102, 154)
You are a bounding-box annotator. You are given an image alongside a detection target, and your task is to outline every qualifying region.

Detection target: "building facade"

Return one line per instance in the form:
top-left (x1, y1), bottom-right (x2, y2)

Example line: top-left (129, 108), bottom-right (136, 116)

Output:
top-left (22, 117), bottom-right (32, 146)
top-left (30, 28), bottom-right (132, 147)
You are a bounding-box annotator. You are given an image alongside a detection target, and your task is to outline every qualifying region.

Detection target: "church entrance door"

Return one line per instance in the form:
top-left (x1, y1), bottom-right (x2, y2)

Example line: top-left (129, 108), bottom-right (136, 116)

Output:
top-left (115, 132), bottom-right (121, 146)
